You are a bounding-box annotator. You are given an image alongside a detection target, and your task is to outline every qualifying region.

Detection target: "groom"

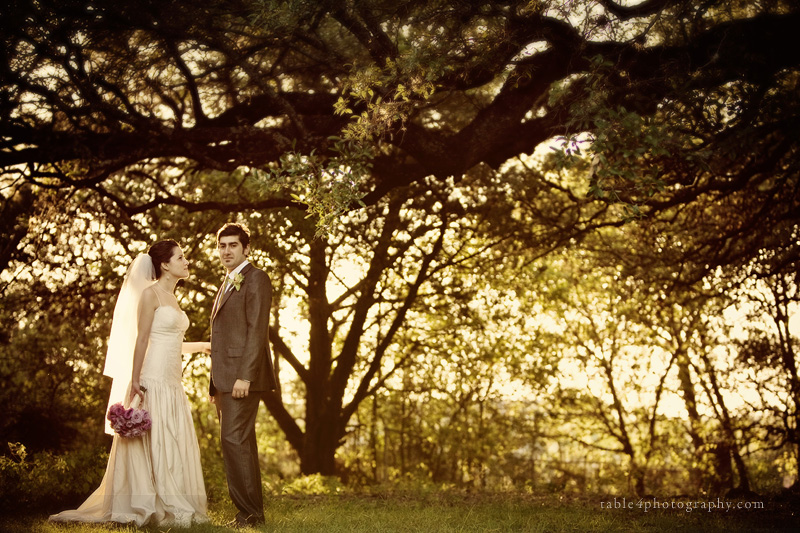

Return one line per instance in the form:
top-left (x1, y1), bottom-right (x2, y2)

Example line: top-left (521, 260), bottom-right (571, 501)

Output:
top-left (209, 222), bottom-right (277, 527)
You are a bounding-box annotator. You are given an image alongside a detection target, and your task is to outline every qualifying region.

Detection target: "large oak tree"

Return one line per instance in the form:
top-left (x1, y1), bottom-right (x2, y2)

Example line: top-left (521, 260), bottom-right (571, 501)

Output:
top-left (2, 1), bottom-right (798, 226)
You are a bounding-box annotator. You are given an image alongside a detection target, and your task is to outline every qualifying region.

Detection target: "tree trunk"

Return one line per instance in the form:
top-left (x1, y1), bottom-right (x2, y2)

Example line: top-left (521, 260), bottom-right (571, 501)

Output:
top-left (697, 347), bottom-right (752, 494)
top-left (301, 237), bottom-right (338, 475)
top-left (676, 349), bottom-right (707, 491)
top-left (771, 280), bottom-right (800, 483)
top-left (299, 416), bottom-right (341, 475)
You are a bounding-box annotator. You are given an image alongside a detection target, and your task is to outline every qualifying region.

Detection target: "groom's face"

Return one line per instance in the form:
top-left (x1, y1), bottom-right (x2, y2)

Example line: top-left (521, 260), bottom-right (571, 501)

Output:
top-left (218, 235), bottom-right (249, 272)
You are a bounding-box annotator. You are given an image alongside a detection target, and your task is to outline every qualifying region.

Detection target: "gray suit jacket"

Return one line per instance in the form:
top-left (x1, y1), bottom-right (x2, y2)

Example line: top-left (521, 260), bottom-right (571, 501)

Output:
top-left (210, 263), bottom-right (277, 394)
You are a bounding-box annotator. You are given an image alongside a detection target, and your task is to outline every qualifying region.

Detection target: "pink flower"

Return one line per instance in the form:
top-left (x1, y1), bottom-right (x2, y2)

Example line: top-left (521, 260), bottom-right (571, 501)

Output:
top-left (107, 402), bottom-right (152, 438)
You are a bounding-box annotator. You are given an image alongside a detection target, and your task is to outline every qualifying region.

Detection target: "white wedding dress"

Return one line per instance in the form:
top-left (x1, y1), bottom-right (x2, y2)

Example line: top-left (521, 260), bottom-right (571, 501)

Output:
top-left (50, 305), bottom-right (208, 527)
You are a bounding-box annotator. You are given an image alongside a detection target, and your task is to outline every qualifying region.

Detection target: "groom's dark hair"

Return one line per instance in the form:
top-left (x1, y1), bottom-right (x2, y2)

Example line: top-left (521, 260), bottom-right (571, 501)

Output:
top-left (217, 222), bottom-right (250, 248)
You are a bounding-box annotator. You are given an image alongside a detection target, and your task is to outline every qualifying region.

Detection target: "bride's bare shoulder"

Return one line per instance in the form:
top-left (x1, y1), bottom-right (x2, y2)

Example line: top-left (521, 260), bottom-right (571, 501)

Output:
top-left (139, 286), bottom-right (160, 308)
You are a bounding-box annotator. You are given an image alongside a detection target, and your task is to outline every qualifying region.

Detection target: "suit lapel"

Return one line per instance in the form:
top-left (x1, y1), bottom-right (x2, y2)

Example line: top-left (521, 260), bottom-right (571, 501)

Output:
top-left (212, 263), bottom-right (253, 322)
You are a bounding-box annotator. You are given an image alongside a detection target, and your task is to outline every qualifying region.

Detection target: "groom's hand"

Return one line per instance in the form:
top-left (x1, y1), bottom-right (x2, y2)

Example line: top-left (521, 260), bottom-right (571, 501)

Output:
top-left (232, 379), bottom-right (251, 399)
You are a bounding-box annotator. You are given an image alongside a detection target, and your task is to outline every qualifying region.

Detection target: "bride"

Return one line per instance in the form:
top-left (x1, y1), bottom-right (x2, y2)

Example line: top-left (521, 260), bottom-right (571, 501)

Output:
top-left (50, 239), bottom-right (209, 527)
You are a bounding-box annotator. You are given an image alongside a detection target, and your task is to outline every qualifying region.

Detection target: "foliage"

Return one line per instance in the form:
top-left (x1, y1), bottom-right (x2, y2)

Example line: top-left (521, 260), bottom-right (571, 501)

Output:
top-left (280, 474), bottom-right (345, 495)
top-left (0, 201), bottom-right (118, 451)
top-left (0, 442), bottom-right (107, 513)
top-left (249, 139), bottom-right (371, 236)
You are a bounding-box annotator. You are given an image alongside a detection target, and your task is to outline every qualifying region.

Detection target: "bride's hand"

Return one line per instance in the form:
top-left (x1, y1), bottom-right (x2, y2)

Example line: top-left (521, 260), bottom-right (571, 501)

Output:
top-left (201, 342), bottom-right (211, 354)
top-left (130, 381), bottom-right (145, 404)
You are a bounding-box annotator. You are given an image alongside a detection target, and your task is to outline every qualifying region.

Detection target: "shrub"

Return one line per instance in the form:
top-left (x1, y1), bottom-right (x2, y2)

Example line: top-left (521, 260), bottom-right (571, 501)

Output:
top-left (0, 442), bottom-right (107, 513)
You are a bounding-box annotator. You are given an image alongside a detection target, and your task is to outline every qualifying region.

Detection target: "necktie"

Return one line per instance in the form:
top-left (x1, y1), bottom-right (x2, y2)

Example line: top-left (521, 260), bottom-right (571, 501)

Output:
top-left (212, 278), bottom-right (229, 317)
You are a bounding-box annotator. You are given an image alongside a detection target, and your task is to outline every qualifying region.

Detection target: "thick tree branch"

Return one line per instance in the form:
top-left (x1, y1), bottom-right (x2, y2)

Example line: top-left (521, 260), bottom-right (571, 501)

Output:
top-left (270, 325), bottom-right (309, 382)
top-left (341, 219), bottom-right (446, 427)
top-left (598, 0), bottom-right (678, 21)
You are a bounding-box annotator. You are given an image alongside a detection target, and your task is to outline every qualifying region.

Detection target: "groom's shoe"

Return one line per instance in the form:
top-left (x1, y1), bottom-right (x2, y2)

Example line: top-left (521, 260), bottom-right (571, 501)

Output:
top-left (246, 515), bottom-right (265, 526)
top-left (226, 513), bottom-right (265, 528)
top-left (225, 517), bottom-right (249, 529)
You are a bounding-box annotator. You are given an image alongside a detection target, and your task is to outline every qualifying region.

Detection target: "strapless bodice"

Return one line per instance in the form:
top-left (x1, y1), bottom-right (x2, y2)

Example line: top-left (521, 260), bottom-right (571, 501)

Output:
top-left (140, 306), bottom-right (189, 384)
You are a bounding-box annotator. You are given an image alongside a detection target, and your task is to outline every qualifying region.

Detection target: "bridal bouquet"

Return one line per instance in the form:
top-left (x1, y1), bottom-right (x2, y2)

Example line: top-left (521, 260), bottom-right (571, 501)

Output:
top-left (107, 402), bottom-right (152, 438)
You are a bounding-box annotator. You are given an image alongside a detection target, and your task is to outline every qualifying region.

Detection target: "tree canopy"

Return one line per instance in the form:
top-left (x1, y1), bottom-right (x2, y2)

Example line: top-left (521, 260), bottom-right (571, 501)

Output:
top-left (2, 0), bottom-right (798, 243)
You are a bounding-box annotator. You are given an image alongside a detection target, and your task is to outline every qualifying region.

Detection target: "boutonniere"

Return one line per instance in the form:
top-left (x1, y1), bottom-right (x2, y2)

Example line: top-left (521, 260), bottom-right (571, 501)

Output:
top-left (231, 273), bottom-right (244, 291)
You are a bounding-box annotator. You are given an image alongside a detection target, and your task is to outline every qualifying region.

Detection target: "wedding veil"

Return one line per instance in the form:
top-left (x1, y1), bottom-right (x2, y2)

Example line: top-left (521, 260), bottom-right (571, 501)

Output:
top-left (102, 253), bottom-right (156, 434)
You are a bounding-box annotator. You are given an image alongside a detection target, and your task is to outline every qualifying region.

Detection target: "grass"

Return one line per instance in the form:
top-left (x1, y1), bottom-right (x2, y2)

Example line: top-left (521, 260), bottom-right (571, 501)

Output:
top-left (1, 491), bottom-right (798, 533)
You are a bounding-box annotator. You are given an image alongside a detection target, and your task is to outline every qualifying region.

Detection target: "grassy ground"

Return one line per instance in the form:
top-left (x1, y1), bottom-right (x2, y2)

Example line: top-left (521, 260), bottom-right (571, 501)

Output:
top-left (1, 492), bottom-right (798, 533)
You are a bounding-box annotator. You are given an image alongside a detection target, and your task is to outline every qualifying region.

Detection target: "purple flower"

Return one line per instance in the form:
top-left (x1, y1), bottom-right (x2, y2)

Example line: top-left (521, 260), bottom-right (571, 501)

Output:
top-left (107, 402), bottom-right (153, 438)
top-left (107, 403), bottom-right (125, 420)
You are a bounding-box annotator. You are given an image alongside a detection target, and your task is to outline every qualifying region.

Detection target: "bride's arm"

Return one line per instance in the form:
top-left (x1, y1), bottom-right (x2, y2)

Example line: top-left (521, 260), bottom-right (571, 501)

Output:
top-left (130, 289), bottom-right (158, 403)
top-left (182, 341), bottom-right (211, 354)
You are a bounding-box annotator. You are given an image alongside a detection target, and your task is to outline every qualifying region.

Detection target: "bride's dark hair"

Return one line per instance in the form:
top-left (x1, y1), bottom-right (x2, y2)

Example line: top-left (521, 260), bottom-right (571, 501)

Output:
top-left (148, 239), bottom-right (180, 279)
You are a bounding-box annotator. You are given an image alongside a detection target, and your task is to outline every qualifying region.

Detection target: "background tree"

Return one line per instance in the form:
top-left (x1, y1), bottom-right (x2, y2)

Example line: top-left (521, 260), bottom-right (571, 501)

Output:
top-left (735, 265), bottom-right (800, 487)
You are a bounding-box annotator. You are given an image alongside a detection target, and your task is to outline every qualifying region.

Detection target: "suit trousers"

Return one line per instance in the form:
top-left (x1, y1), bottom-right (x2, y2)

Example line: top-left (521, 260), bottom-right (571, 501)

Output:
top-left (216, 392), bottom-right (264, 522)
